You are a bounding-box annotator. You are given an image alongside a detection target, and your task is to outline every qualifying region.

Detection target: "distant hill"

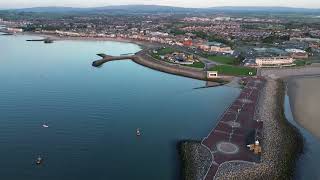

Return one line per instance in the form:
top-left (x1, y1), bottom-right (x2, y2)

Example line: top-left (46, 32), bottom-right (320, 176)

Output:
top-left (6, 5), bottom-right (320, 14)
top-left (12, 6), bottom-right (87, 13)
top-left (10, 5), bottom-right (195, 14)
top-left (208, 6), bottom-right (320, 13)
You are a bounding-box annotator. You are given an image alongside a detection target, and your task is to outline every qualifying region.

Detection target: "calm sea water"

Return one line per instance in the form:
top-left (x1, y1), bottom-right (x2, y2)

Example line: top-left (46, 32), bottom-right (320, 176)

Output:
top-left (0, 34), bottom-right (240, 180)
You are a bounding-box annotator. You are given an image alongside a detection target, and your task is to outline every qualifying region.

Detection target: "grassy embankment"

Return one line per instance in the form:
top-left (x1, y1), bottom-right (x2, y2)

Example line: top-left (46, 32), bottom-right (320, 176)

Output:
top-left (206, 55), bottom-right (257, 76)
top-left (209, 65), bottom-right (257, 76)
top-left (207, 55), bottom-right (239, 65)
top-left (293, 59), bottom-right (313, 67)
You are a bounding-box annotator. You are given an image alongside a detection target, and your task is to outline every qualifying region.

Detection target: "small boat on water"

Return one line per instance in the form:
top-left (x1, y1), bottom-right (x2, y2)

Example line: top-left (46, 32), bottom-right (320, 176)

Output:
top-left (36, 156), bottom-right (43, 165)
top-left (42, 124), bottom-right (49, 128)
top-left (136, 128), bottom-right (141, 136)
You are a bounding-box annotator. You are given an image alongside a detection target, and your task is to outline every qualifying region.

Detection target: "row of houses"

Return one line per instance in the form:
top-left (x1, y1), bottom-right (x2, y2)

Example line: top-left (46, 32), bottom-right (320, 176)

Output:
top-left (196, 41), bottom-right (234, 54)
top-left (39, 30), bottom-right (234, 55)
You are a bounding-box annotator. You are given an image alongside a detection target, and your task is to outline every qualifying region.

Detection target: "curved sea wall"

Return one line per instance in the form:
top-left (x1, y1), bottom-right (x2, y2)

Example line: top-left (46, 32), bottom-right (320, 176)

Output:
top-left (133, 53), bottom-right (208, 81)
top-left (213, 79), bottom-right (303, 180)
top-left (92, 51), bottom-right (230, 83)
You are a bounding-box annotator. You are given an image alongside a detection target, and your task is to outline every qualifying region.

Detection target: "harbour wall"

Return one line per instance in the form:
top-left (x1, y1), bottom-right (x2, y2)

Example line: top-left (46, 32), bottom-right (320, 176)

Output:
top-left (92, 51), bottom-right (231, 83)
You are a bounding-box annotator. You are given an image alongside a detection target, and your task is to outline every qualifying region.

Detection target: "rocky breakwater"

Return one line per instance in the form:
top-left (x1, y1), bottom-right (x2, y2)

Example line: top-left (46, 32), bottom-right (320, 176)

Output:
top-left (179, 141), bottom-right (212, 180)
top-left (214, 79), bottom-right (303, 180)
top-left (92, 55), bottom-right (135, 67)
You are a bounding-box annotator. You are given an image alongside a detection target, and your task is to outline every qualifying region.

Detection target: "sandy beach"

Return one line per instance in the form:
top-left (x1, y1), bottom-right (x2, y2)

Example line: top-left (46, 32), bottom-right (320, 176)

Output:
top-left (288, 76), bottom-right (320, 139)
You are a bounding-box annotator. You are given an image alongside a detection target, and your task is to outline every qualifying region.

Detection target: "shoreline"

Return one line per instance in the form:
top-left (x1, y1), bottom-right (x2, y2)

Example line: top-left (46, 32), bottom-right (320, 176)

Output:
top-left (21, 31), bottom-right (233, 84)
top-left (287, 75), bottom-right (320, 140)
top-left (21, 31), bottom-right (160, 50)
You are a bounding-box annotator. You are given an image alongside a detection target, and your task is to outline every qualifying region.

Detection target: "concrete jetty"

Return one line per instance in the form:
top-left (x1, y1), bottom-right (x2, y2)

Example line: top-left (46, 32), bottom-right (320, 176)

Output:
top-left (92, 55), bottom-right (135, 67)
top-left (202, 77), bottom-right (265, 180)
top-left (26, 38), bottom-right (54, 43)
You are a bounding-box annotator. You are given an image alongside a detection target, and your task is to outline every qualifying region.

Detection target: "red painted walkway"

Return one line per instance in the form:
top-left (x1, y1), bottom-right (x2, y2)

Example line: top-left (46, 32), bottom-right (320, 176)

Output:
top-left (202, 77), bottom-right (265, 180)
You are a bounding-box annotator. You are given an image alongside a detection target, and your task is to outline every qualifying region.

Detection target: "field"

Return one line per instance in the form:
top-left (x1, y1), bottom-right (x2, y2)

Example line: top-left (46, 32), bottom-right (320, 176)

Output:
top-left (183, 62), bottom-right (205, 69)
top-left (210, 65), bottom-right (256, 76)
top-left (294, 60), bottom-right (306, 66)
top-left (207, 55), bottom-right (239, 65)
top-left (156, 47), bottom-right (175, 55)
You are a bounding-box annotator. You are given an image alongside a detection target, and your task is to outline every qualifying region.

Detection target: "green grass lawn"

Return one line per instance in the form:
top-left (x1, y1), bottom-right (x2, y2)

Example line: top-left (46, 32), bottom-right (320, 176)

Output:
top-left (207, 55), bottom-right (239, 65)
top-left (157, 47), bottom-right (175, 55)
top-left (151, 53), bottom-right (161, 60)
top-left (183, 61), bottom-right (205, 69)
top-left (209, 65), bottom-right (256, 76)
top-left (294, 60), bottom-right (306, 66)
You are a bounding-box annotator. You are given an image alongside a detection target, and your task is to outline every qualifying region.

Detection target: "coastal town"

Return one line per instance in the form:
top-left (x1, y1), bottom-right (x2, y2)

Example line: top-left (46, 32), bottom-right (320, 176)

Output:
top-left (1, 5), bottom-right (320, 180)
top-left (0, 11), bottom-right (319, 74)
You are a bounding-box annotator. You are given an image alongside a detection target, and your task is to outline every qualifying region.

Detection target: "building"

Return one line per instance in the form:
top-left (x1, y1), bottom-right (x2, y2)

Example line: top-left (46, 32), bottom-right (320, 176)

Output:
top-left (164, 52), bottom-right (195, 65)
top-left (183, 40), bottom-right (193, 46)
top-left (207, 71), bottom-right (219, 79)
top-left (255, 56), bottom-right (294, 67)
top-left (310, 43), bottom-right (320, 49)
top-left (55, 30), bottom-right (80, 37)
top-left (6, 27), bottom-right (23, 33)
top-left (198, 41), bottom-right (233, 54)
top-left (210, 46), bottom-right (234, 54)
top-left (285, 49), bottom-right (308, 59)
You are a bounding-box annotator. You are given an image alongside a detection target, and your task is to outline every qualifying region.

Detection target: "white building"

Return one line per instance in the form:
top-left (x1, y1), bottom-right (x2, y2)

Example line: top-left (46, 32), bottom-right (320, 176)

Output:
top-left (210, 46), bottom-right (234, 54)
top-left (255, 56), bottom-right (294, 67)
top-left (207, 71), bottom-right (219, 79)
top-left (55, 30), bottom-right (80, 37)
top-left (6, 27), bottom-right (23, 33)
top-left (285, 48), bottom-right (306, 53)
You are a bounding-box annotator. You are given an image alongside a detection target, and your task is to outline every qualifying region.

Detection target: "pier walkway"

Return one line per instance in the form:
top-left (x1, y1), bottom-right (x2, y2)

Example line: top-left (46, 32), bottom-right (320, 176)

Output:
top-left (202, 77), bottom-right (265, 180)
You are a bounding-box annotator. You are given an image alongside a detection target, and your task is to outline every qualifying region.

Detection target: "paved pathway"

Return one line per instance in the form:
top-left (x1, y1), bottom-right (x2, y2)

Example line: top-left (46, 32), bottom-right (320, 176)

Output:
top-left (201, 77), bottom-right (265, 180)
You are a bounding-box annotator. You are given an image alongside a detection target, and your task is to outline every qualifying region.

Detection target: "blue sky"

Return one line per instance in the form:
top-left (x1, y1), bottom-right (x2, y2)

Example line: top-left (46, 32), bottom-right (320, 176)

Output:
top-left (0, 0), bottom-right (320, 9)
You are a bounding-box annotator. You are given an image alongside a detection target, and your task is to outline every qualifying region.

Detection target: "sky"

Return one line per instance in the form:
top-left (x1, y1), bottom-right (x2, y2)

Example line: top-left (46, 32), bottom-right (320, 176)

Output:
top-left (0, 0), bottom-right (320, 9)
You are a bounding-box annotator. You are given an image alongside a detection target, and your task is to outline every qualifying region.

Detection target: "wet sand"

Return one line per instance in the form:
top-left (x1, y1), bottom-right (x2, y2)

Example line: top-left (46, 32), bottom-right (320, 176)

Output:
top-left (288, 76), bottom-right (320, 139)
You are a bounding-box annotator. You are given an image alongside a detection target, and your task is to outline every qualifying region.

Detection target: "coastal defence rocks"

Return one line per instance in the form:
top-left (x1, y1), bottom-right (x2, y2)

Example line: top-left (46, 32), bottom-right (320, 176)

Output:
top-left (213, 79), bottom-right (303, 180)
top-left (179, 141), bottom-right (212, 180)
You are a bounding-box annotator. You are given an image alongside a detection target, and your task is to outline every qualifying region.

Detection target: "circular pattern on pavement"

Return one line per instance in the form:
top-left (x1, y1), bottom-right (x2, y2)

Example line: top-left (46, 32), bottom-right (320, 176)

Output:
top-left (217, 142), bottom-right (239, 154)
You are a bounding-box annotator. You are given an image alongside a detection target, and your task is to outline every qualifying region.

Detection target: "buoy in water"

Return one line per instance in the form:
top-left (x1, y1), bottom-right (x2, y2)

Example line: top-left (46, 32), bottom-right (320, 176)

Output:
top-left (136, 128), bottom-right (141, 136)
top-left (36, 156), bottom-right (43, 165)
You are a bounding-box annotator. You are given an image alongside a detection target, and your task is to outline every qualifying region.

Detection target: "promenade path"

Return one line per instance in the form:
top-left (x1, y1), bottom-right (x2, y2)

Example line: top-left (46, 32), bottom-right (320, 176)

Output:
top-left (202, 77), bottom-right (265, 180)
